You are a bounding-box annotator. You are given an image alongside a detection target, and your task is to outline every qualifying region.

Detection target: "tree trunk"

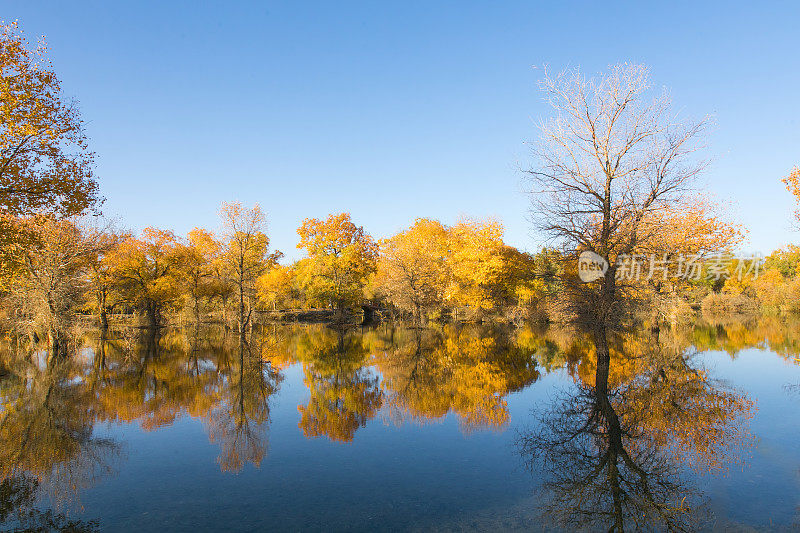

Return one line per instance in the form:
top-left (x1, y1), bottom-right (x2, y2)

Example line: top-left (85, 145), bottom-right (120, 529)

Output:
top-left (48, 327), bottom-right (64, 362)
top-left (100, 307), bottom-right (109, 331)
top-left (145, 301), bottom-right (159, 330)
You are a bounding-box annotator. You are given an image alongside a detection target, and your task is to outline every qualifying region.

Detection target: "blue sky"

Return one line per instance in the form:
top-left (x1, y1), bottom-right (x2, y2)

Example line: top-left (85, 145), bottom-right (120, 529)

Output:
top-left (5, 1), bottom-right (799, 260)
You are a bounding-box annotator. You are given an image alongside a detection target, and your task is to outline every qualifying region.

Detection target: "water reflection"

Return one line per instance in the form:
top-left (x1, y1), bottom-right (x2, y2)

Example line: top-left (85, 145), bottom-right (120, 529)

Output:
top-left (0, 354), bottom-right (118, 531)
top-left (296, 326), bottom-right (383, 442)
top-left (1, 473), bottom-right (99, 531)
top-left (373, 324), bottom-right (540, 432)
top-left (206, 339), bottom-right (282, 472)
top-left (517, 328), bottom-right (755, 531)
top-left (89, 328), bottom-right (283, 473)
top-left (0, 317), bottom-right (796, 529)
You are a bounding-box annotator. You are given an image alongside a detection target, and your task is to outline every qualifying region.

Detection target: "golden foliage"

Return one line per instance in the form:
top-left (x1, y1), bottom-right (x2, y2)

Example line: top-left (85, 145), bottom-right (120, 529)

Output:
top-left (782, 166), bottom-right (800, 226)
top-left (105, 227), bottom-right (184, 326)
top-left (375, 218), bottom-right (449, 317)
top-left (375, 217), bottom-right (548, 319)
top-left (296, 213), bottom-right (378, 311)
top-left (0, 22), bottom-right (100, 217)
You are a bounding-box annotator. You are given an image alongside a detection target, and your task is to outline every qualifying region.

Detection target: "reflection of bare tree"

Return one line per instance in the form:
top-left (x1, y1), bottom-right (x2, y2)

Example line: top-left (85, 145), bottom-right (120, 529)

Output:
top-left (519, 384), bottom-right (701, 531)
top-left (206, 340), bottom-right (282, 472)
top-left (518, 332), bottom-right (753, 532)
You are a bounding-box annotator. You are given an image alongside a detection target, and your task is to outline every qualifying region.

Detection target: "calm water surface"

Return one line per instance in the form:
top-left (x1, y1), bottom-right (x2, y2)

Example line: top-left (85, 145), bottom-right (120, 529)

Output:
top-left (2, 320), bottom-right (800, 531)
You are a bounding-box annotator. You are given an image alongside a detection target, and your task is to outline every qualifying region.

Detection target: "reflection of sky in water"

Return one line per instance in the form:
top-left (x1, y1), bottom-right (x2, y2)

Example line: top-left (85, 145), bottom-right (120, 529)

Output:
top-left (696, 348), bottom-right (800, 528)
top-left (2, 325), bottom-right (800, 531)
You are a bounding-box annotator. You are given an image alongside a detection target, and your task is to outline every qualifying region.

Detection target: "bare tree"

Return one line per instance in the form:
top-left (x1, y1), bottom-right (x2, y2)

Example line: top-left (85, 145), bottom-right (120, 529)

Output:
top-left (525, 64), bottom-right (724, 344)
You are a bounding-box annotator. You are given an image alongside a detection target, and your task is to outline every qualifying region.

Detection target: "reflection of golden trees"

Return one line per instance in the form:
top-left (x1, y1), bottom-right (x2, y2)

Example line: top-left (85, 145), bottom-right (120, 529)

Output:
top-left (622, 344), bottom-right (754, 474)
top-left (258, 323), bottom-right (540, 440)
top-left (685, 315), bottom-right (800, 362)
top-left (374, 324), bottom-right (540, 432)
top-left (295, 326), bottom-right (383, 442)
top-left (257, 323), bottom-right (300, 370)
top-left (205, 340), bottom-right (282, 472)
top-left (1, 473), bottom-right (99, 531)
top-left (0, 358), bottom-right (119, 507)
top-left (80, 326), bottom-right (283, 473)
top-left (518, 329), bottom-right (754, 531)
top-left (0, 313), bottom-right (776, 520)
top-left (90, 329), bottom-right (222, 431)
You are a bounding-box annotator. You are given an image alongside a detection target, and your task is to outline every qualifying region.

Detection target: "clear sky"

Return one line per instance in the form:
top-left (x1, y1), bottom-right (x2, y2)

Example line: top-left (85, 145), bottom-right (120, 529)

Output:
top-left (5, 1), bottom-right (799, 260)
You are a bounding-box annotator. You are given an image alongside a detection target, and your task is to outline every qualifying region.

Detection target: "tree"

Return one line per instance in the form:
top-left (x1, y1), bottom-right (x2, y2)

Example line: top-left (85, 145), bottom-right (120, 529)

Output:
top-left (218, 202), bottom-right (279, 337)
top-left (447, 218), bottom-right (520, 317)
top-left (85, 225), bottom-right (127, 331)
top-left (5, 216), bottom-right (101, 357)
top-left (782, 166), bottom-right (800, 227)
top-left (0, 22), bottom-right (100, 217)
top-left (296, 213), bottom-right (378, 316)
top-left (375, 217), bottom-right (547, 321)
top-left (525, 64), bottom-right (737, 343)
top-left (181, 228), bottom-right (225, 326)
top-left (375, 218), bottom-right (450, 321)
top-left (491, 245), bottom-right (551, 317)
top-left (106, 227), bottom-right (183, 329)
top-left (257, 264), bottom-right (295, 311)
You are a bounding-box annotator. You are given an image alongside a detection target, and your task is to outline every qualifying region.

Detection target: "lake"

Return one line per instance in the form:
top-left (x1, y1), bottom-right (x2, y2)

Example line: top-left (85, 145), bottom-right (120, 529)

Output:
top-left (1, 319), bottom-right (799, 531)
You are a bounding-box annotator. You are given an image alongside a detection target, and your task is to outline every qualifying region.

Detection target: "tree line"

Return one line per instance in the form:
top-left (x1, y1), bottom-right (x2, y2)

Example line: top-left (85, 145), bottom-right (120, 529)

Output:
top-left (2, 19), bottom-right (800, 362)
top-left (0, 21), bottom-right (560, 356)
top-left (0, 206), bottom-right (563, 352)
top-left (3, 19), bottom-right (796, 531)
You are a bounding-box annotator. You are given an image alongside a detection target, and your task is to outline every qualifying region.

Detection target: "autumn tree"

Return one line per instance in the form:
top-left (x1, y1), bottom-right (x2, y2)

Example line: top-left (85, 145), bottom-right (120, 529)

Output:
top-left (84, 224), bottom-right (128, 331)
top-left (375, 217), bottom-right (548, 321)
top-left (181, 228), bottom-right (226, 326)
top-left (526, 64), bottom-right (738, 353)
top-left (5, 216), bottom-right (104, 357)
top-left (743, 169), bottom-right (800, 313)
top-left (375, 218), bottom-right (450, 321)
top-left (257, 264), bottom-right (295, 311)
top-left (219, 202), bottom-right (279, 338)
top-left (296, 213), bottom-right (378, 317)
top-left (444, 218), bottom-right (506, 315)
top-left (106, 227), bottom-right (183, 329)
top-left (445, 218), bottom-right (547, 319)
top-left (0, 22), bottom-right (100, 218)
top-left (783, 166), bottom-right (800, 227)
